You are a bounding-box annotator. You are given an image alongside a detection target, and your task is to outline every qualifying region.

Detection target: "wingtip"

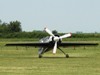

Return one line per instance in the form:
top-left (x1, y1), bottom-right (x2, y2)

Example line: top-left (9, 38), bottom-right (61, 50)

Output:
top-left (96, 43), bottom-right (99, 45)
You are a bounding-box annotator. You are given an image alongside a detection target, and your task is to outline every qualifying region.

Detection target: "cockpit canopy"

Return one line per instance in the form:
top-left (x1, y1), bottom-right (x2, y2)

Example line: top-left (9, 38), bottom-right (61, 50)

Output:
top-left (40, 36), bottom-right (50, 43)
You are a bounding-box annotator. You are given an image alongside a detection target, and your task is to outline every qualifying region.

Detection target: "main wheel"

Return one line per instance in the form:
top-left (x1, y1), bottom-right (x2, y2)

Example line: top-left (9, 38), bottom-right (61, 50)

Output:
top-left (39, 55), bottom-right (42, 58)
top-left (65, 54), bottom-right (69, 58)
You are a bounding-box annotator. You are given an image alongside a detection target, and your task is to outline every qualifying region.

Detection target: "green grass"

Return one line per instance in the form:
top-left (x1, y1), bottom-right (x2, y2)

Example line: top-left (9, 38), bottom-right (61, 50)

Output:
top-left (0, 38), bottom-right (99, 75)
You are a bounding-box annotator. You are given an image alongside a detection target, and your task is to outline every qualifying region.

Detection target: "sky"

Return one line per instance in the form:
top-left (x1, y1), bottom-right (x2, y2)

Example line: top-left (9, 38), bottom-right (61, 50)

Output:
top-left (0, 0), bottom-right (100, 33)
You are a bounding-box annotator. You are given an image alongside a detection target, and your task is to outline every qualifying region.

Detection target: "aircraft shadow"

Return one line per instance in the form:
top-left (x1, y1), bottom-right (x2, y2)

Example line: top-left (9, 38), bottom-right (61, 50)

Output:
top-left (0, 56), bottom-right (90, 59)
top-left (39, 56), bottom-right (90, 59)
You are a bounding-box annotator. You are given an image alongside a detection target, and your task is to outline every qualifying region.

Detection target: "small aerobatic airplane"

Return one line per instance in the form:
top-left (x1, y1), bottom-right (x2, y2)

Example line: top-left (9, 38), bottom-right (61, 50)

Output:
top-left (6, 28), bottom-right (98, 58)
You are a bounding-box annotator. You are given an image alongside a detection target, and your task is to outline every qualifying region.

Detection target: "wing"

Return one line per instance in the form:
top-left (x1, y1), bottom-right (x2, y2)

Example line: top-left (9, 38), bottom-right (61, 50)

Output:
top-left (5, 42), bottom-right (98, 47)
top-left (5, 42), bottom-right (50, 47)
top-left (59, 42), bottom-right (98, 47)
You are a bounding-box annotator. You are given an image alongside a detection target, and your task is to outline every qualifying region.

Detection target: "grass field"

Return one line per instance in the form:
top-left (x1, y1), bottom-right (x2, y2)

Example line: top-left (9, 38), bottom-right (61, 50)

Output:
top-left (0, 38), bottom-right (100, 75)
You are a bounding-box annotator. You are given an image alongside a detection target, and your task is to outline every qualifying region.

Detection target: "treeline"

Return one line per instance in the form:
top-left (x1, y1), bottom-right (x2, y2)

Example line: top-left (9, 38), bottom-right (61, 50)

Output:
top-left (72, 33), bottom-right (100, 38)
top-left (0, 20), bottom-right (100, 38)
top-left (1, 32), bottom-right (100, 38)
top-left (0, 31), bottom-right (48, 38)
top-left (0, 20), bottom-right (22, 33)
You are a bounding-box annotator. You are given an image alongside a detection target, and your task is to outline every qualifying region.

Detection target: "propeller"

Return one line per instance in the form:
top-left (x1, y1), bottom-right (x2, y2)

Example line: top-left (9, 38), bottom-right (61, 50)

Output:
top-left (44, 27), bottom-right (72, 54)
top-left (44, 27), bottom-right (55, 37)
top-left (53, 41), bottom-right (57, 54)
top-left (59, 33), bottom-right (72, 39)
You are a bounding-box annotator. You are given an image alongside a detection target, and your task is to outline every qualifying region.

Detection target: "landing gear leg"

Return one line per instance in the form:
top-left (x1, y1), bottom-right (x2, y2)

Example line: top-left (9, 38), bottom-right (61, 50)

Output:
top-left (38, 48), bottom-right (44, 58)
top-left (58, 47), bottom-right (69, 58)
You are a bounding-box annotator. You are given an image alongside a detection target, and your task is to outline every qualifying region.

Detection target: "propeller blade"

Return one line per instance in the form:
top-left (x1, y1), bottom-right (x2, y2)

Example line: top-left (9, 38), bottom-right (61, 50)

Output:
top-left (53, 41), bottom-right (57, 54)
top-left (60, 33), bottom-right (72, 39)
top-left (44, 27), bottom-right (55, 37)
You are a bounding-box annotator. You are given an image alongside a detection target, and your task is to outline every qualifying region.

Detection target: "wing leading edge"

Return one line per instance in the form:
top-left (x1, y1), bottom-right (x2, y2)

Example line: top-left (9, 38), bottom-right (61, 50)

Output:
top-left (5, 42), bottom-right (50, 47)
top-left (59, 42), bottom-right (98, 47)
